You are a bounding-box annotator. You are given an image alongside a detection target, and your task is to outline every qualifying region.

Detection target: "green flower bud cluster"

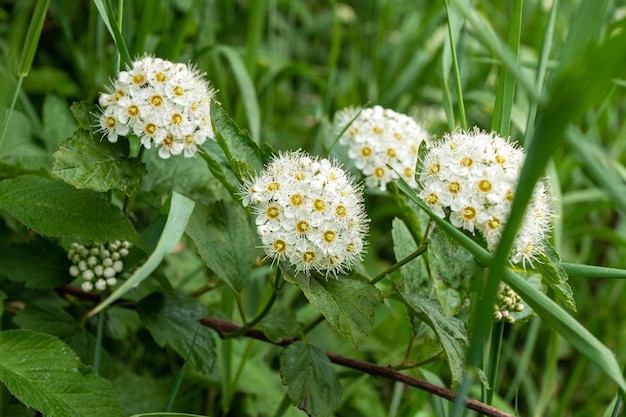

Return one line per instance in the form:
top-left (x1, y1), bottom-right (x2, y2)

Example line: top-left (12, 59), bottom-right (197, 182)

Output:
top-left (68, 241), bottom-right (132, 292)
top-left (494, 283), bottom-right (524, 324)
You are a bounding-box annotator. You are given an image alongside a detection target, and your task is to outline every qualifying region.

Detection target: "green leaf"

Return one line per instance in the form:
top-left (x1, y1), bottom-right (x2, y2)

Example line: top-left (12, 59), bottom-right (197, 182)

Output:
top-left (136, 292), bottom-right (216, 376)
top-left (399, 292), bottom-right (468, 386)
top-left (186, 201), bottom-right (256, 292)
top-left (42, 94), bottom-right (77, 151)
top-left (0, 175), bottom-right (142, 246)
top-left (69, 101), bottom-right (97, 130)
top-left (12, 294), bottom-right (77, 339)
top-left (284, 271), bottom-right (382, 348)
top-left (89, 192), bottom-right (195, 316)
top-left (210, 101), bottom-right (264, 178)
top-left (280, 341), bottom-right (341, 417)
top-left (391, 218), bottom-right (429, 297)
top-left (534, 242), bottom-right (576, 311)
top-left (0, 238), bottom-right (72, 288)
top-left (52, 128), bottom-right (146, 196)
top-left (0, 329), bottom-right (126, 417)
top-left (0, 291), bottom-right (6, 321)
top-left (257, 307), bottom-right (302, 344)
top-left (428, 227), bottom-right (474, 316)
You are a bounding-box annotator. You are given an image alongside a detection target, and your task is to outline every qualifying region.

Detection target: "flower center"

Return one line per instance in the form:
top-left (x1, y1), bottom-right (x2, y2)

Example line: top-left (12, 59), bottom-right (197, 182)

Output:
top-left (372, 126), bottom-right (383, 134)
top-left (460, 157), bottom-right (473, 167)
top-left (273, 239), bottom-right (286, 253)
top-left (487, 217), bottom-right (501, 230)
top-left (173, 85), bottom-right (184, 96)
top-left (360, 146), bottom-right (372, 158)
top-left (127, 104), bottom-right (139, 117)
top-left (303, 251), bottom-right (316, 263)
top-left (429, 164), bottom-right (440, 175)
top-left (294, 172), bottom-right (305, 181)
top-left (144, 123), bottom-right (157, 136)
top-left (323, 230), bottom-right (336, 243)
top-left (267, 182), bottom-right (280, 192)
top-left (290, 194), bottom-right (304, 206)
top-left (171, 113), bottom-right (183, 125)
top-left (387, 148), bottom-right (397, 158)
top-left (495, 154), bottom-right (506, 164)
top-left (448, 181), bottom-right (461, 194)
top-left (154, 72), bottom-right (167, 82)
top-left (184, 135), bottom-right (194, 146)
top-left (506, 189), bottom-right (514, 202)
top-left (335, 205), bottom-right (347, 218)
top-left (313, 199), bottom-right (326, 211)
top-left (346, 242), bottom-right (355, 252)
top-left (404, 167), bottom-right (413, 178)
top-left (374, 167), bottom-right (385, 179)
top-left (106, 116), bottom-right (117, 129)
top-left (348, 126), bottom-right (359, 136)
top-left (114, 90), bottom-right (125, 101)
top-left (266, 206), bottom-right (280, 219)
top-left (393, 132), bottom-right (402, 140)
top-left (478, 179), bottom-right (492, 192)
top-left (426, 193), bottom-right (438, 205)
top-left (462, 206), bottom-right (477, 220)
top-left (296, 220), bottom-right (310, 234)
top-left (132, 74), bottom-right (145, 85)
top-left (150, 95), bottom-right (163, 108)
top-left (162, 135), bottom-right (174, 146)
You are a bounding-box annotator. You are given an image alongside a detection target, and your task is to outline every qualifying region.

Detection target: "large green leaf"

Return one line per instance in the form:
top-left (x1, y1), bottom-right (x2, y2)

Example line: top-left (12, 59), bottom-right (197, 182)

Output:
top-left (257, 307), bottom-right (302, 344)
top-left (12, 294), bottom-right (77, 339)
top-left (284, 271), bottom-right (382, 348)
top-left (186, 201), bottom-right (256, 292)
top-left (391, 218), bottom-right (430, 297)
top-left (399, 292), bottom-right (468, 386)
top-left (136, 292), bottom-right (216, 376)
top-left (0, 238), bottom-right (72, 288)
top-left (0, 175), bottom-right (142, 247)
top-left (89, 192), bottom-right (195, 316)
top-left (428, 227), bottom-right (474, 316)
top-left (52, 128), bottom-right (146, 196)
top-left (210, 101), bottom-right (264, 179)
top-left (280, 341), bottom-right (341, 417)
top-left (0, 329), bottom-right (126, 417)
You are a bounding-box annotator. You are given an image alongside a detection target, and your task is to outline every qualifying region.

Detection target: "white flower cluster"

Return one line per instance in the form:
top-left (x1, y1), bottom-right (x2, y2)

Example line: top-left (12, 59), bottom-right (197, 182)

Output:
top-left (418, 128), bottom-right (553, 266)
top-left (68, 241), bottom-right (132, 292)
top-left (240, 151), bottom-right (369, 277)
top-left (98, 56), bottom-right (215, 159)
top-left (335, 106), bottom-right (430, 191)
top-left (494, 283), bottom-right (524, 324)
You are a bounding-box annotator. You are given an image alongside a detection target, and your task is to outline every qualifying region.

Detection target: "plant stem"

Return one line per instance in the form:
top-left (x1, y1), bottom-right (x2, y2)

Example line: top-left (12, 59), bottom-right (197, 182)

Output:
top-left (93, 310), bottom-right (105, 374)
top-left (370, 244), bottom-right (428, 285)
top-left (485, 321), bottom-right (504, 405)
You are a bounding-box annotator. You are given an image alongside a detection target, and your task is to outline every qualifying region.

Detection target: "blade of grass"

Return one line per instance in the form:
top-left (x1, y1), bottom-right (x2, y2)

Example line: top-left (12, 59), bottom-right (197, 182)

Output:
top-left (443, 0), bottom-right (467, 130)
top-left (92, 0), bottom-right (132, 66)
top-left (162, 324), bottom-right (201, 412)
top-left (0, 0), bottom-right (50, 152)
top-left (396, 177), bottom-right (626, 396)
top-left (88, 192), bottom-right (195, 317)
top-left (490, 0), bottom-right (523, 136)
top-left (562, 263), bottom-right (626, 279)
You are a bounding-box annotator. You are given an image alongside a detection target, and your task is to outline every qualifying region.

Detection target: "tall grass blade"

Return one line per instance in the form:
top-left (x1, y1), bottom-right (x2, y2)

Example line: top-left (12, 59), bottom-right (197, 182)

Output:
top-left (92, 0), bottom-right (132, 66)
top-left (443, 0), bottom-right (467, 130)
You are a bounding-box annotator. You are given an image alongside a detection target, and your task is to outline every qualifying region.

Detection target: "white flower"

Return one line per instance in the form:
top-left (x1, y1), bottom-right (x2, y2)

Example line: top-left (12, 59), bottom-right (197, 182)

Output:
top-left (68, 240), bottom-right (132, 292)
top-left (97, 55), bottom-right (216, 159)
top-left (418, 128), bottom-right (554, 266)
top-left (241, 151), bottom-right (369, 277)
top-left (334, 105), bottom-right (430, 191)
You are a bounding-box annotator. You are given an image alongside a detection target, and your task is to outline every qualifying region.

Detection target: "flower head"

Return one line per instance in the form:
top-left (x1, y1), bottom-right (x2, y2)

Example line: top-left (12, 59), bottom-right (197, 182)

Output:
top-left (334, 105), bottom-right (430, 191)
top-left (97, 56), bottom-right (215, 159)
top-left (241, 151), bottom-right (369, 278)
top-left (418, 128), bottom-right (554, 266)
top-left (68, 240), bottom-right (132, 292)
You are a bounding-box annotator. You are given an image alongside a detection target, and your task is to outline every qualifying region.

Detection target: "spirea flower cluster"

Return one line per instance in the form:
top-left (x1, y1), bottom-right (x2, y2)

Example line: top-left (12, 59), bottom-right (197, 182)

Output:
top-left (98, 56), bottom-right (215, 159)
top-left (68, 241), bottom-right (132, 292)
top-left (418, 128), bottom-right (553, 266)
top-left (240, 151), bottom-right (369, 277)
top-left (494, 283), bottom-right (524, 324)
top-left (335, 106), bottom-right (430, 191)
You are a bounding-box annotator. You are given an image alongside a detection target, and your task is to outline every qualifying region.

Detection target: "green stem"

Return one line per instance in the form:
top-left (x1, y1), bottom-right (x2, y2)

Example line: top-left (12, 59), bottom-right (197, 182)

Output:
top-left (369, 244), bottom-right (428, 285)
top-left (93, 310), bottom-right (105, 374)
top-left (485, 321), bottom-right (504, 405)
top-left (444, 0), bottom-right (467, 130)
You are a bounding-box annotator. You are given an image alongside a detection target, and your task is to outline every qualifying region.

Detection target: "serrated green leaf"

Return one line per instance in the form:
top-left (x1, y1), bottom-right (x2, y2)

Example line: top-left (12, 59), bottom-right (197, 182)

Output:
top-left (210, 102), bottom-right (264, 178)
top-left (535, 243), bottom-right (576, 311)
top-left (0, 329), bottom-right (126, 417)
top-left (12, 295), bottom-right (77, 339)
top-left (89, 192), bottom-right (195, 316)
top-left (391, 218), bottom-right (430, 297)
top-left (257, 307), bottom-right (302, 343)
top-left (0, 238), bottom-right (72, 288)
top-left (280, 341), bottom-right (341, 417)
top-left (186, 201), bottom-right (256, 292)
top-left (70, 101), bottom-right (97, 130)
top-left (42, 95), bottom-right (77, 152)
top-left (52, 128), bottom-right (146, 196)
top-left (284, 271), bottom-right (382, 348)
top-left (428, 227), bottom-right (474, 316)
top-left (400, 292), bottom-right (468, 386)
top-left (136, 292), bottom-right (216, 376)
top-left (0, 175), bottom-right (142, 247)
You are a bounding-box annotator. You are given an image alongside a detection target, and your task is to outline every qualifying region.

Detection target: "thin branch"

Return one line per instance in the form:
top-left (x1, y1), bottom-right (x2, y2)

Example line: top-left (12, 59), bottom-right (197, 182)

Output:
top-left (200, 316), bottom-right (514, 417)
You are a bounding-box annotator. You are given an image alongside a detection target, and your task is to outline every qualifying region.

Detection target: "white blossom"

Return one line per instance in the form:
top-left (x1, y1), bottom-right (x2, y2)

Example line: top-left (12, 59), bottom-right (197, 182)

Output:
top-left (68, 240), bottom-right (132, 292)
